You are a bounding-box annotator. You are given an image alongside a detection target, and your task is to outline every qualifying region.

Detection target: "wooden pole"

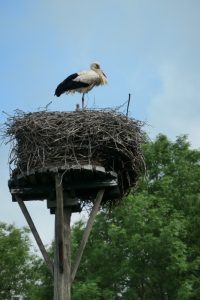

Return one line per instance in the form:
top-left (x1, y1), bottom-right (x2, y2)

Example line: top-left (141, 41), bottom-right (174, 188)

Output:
top-left (64, 208), bottom-right (71, 299)
top-left (54, 208), bottom-right (71, 300)
top-left (71, 189), bottom-right (104, 282)
top-left (16, 196), bottom-right (53, 275)
top-left (54, 174), bottom-right (71, 300)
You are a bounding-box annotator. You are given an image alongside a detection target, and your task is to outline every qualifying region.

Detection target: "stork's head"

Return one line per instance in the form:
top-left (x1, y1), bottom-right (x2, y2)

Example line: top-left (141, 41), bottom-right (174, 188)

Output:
top-left (90, 62), bottom-right (107, 84)
top-left (90, 63), bottom-right (101, 70)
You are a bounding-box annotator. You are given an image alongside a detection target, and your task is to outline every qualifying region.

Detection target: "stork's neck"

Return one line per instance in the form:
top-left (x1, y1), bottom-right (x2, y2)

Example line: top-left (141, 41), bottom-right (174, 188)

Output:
top-left (92, 68), bottom-right (107, 85)
top-left (99, 71), bottom-right (107, 85)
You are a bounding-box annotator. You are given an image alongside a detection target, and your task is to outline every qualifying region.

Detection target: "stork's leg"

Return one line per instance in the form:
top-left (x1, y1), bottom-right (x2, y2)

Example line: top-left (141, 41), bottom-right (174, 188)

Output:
top-left (82, 93), bottom-right (84, 110)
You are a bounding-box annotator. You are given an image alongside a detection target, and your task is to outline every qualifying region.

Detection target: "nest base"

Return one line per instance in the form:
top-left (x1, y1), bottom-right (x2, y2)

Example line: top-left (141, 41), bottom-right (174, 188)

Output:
top-left (8, 165), bottom-right (120, 213)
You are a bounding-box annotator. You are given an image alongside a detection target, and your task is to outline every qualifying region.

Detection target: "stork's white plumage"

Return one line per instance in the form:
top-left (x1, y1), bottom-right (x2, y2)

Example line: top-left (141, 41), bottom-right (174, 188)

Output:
top-left (54, 63), bottom-right (107, 109)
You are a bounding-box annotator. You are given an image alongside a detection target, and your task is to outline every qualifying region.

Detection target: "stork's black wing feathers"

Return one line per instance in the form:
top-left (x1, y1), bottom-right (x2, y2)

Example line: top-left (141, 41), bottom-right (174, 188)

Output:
top-left (54, 73), bottom-right (90, 97)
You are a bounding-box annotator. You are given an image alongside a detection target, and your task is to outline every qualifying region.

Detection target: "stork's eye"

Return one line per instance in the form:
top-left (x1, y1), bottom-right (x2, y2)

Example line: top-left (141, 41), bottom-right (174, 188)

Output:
top-left (95, 64), bottom-right (100, 69)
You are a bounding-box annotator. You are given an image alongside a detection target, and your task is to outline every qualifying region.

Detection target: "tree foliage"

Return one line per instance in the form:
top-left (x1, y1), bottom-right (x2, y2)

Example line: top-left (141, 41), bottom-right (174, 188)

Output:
top-left (0, 223), bottom-right (32, 299)
top-left (25, 252), bottom-right (53, 300)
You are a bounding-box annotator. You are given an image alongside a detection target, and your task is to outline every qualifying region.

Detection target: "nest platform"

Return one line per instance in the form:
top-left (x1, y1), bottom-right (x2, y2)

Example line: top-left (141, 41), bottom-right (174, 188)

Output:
top-left (4, 109), bottom-right (145, 208)
top-left (8, 165), bottom-right (120, 213)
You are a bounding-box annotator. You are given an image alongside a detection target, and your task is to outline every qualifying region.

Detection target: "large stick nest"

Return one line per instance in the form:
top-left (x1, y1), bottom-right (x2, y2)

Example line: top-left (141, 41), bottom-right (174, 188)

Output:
top-left (4, 109), bottom-right (145, 197)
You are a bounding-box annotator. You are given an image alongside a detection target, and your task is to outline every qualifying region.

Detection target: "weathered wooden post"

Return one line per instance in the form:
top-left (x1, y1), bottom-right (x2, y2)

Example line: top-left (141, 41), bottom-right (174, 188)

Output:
top-left (5, 109), bottom-right (144, 299)
top-left (54, 174), bottom-right (71, 299)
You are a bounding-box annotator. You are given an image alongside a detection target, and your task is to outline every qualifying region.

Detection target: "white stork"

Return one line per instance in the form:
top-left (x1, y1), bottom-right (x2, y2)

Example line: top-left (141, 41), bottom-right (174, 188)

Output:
top-left (54, 63), bottom-right (107, 109)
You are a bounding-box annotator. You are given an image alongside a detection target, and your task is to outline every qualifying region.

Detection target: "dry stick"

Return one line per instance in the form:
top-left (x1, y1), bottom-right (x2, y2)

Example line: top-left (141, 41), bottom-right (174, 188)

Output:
top-left (126, 93), bottom-right (131, 117)
top-left (16, 196), bottom-right (53, 275)
top-left (71, 189), bottom-right (105, 282)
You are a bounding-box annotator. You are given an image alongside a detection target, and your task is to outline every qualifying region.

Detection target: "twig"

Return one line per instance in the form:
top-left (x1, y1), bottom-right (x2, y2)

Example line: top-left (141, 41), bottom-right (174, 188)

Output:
top-left (126, 93), bottom-right (131, 117)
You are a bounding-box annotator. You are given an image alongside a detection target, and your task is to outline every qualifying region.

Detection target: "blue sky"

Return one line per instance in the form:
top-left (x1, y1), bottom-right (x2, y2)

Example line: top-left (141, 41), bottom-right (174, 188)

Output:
top-left (0, 0), bottom-right (200, 246)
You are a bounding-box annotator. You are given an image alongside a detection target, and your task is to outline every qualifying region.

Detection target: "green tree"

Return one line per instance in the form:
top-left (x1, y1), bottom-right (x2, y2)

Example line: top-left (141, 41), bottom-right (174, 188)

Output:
top-left (25, 253), bottom-right (53, 300)
top-left (0, 222), bottom-right (32, 299)
top-left (72, 197), bottom-right (188, 299)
